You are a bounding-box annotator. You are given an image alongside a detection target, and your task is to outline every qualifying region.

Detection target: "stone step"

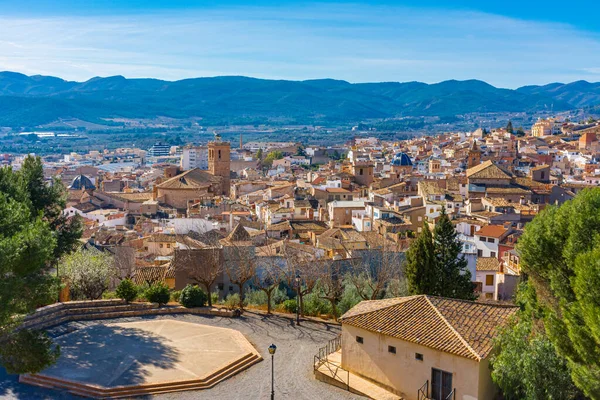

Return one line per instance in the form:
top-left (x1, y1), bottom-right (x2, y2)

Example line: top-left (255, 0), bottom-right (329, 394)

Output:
top-left (64, 303), bottom-right (158, 315)
top-left (21, 353), bottom-right (262, 398)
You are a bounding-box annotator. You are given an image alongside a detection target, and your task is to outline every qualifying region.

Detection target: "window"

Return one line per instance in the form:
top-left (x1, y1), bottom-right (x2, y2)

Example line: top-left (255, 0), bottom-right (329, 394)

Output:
top-left (359, 168), bottom-right (364, 175)
top-left (356, 336), bottom-right (364, 344)
top-left (486, 275), bottom-right (494, 285)
top-left (477, 249), bottom-right (483, 257)
top-left (388, 346), bottom-right (396, 354)
top-left (487, 237), bottom-right (495, 243)
top-left (166, 243), bottom-right (171, 248)
top-left (229, 285), bottom-right (234, 291)
top-left (418, 216), bottom-right (423, 222)
top-left (159, 244), bottom-right (164, 248)
top-left (218, 283), bottom-right (224, 290)
top-left (218, 149), bottom-right (221, 159)
top-left (415, 353), bottom-right (423, 361)
top-left (431, 368), bottom-right (453, 400)
top-left (491, 251), bottom-right (496, 258)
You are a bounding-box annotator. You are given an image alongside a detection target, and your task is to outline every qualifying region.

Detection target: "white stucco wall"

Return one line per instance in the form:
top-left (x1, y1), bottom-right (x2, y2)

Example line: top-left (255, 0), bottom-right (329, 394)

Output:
top-left (341, 324), bottom-right (488, 400)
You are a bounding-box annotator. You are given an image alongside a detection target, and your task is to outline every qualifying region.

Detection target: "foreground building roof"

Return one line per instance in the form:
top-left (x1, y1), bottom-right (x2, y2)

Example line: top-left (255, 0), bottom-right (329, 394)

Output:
top-left (340, 295), bottom-right (517, 361)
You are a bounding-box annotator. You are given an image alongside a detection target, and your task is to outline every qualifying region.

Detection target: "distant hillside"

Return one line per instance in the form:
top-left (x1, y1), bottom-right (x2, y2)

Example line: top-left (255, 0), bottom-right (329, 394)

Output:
top-left (0, 71), bottom-right (593, 127)
top-left (517, 81), bottom-right (600, 108)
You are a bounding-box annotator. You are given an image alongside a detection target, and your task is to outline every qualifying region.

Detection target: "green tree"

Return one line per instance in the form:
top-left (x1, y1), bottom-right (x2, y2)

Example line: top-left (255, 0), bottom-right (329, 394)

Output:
top-left (0, 155), bottom-right (80, 374)
top-left (262, 150), bottom-right (283, 168)
top-left (180, 284), bottom-right (207, 308)
top-left (295, 145), bottom-right (306, 157)
top-left (491, 283), bottom-right (581, 400)
top-left (517, 188), bottom-right (600, 398)
top-left (21, 156), bottom-right (82, 260)
top-left (145, 282), bottom-right (170, 305)
top-left (506, 120), bottom-right (514, 134)
top-left (434, 208), bottom-right (475, 300)
top-left (116, 279), bottom-right (138, 303)
top-left (516, 126), bottom-right (526, 137)
top-left (256, 148), bottom-right (263, 161)
top-left (405, 222), bottom-right (438, 295)
top-left (491, 316), bottom-right (579, 400)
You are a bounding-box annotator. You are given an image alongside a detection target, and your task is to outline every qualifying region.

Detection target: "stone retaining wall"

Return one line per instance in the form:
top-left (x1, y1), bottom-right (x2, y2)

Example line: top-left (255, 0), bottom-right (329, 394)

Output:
top-left (20, 300), bottom-right (236, 331)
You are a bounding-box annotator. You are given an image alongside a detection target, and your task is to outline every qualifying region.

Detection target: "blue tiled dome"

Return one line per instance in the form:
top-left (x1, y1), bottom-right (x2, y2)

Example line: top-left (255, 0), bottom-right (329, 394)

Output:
top-left (69, 174), bottom-right (96, 190)
top-left (391, 152), bottom-right (412, 166)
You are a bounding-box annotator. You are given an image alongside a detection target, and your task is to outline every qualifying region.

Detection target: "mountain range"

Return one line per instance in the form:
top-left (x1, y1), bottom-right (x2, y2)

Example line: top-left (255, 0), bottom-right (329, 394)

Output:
top-left (1, 71), bottom-right (599, 128)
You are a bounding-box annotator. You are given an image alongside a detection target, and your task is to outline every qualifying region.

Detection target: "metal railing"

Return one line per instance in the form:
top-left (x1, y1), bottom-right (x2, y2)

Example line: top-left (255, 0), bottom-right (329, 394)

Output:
top-left (417, 380), bottom-right (429, 400)
top-left (445, 388), bottom-right (456, 400)
top-left (313, 334), bottom-right (349, 391)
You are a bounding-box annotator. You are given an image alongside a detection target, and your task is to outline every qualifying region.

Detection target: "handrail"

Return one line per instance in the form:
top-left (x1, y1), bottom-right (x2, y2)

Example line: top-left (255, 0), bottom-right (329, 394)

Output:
top-left (445, 388), bottom-right (456, 400)
top-left (417, 379), bottom-right (428, 400)
top-left (314, 334), bottom-right (348, 391)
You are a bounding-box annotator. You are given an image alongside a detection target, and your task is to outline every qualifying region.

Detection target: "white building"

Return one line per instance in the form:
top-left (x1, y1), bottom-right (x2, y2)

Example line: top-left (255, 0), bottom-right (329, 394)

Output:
top-left (180, 146), bottom-right (208, 170)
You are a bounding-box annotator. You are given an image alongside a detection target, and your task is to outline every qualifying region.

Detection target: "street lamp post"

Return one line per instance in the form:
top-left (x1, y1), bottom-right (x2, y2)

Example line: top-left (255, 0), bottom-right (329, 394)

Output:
top-left (295, 273), bottom-right (301, 326)
top-left (268, 344), bottom-right (277, 400)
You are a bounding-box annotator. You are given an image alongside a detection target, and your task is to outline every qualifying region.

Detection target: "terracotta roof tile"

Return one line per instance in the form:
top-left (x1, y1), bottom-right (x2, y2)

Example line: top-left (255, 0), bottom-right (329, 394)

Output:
top-left (466, 160), bottom-right (513, 180)
top-left (340, 295), bottom-right (517, 361)
top-left (476, 257), bottom-right (501, 271)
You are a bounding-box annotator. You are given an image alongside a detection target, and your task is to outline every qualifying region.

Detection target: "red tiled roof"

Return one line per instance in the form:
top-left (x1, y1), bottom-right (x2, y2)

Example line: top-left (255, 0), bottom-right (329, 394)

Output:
top-left (340, 295), bottom-right (517, 361)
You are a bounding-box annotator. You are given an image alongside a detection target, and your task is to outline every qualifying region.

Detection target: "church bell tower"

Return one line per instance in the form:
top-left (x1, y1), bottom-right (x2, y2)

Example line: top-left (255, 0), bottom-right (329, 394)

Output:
top-left (208, 133), bottom-right (231, 197)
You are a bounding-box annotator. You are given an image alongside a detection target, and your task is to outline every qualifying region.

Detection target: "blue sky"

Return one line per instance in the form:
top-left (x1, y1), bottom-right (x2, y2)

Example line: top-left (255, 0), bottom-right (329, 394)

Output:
top-left (1, 0), bottom-right (599, 88)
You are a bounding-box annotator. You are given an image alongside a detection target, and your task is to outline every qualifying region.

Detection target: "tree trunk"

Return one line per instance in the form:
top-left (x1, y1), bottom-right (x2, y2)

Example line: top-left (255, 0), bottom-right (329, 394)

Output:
top-left (266, 290), bottom-right (272, 314)
top-left (204, 283), bottom-right (212, 307)
top-left (238, 285), bottom-right (245, 310)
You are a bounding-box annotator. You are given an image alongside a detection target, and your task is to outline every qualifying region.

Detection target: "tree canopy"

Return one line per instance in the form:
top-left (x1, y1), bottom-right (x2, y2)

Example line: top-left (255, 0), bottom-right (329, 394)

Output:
top-left (516, 188), bottom-right (600, 398)
top-left (490, 283), bottom-right (581, 400)
top-left (0, 156), bottom-right (82, 373)
top-left (406, 210), bottom-right (474, 300)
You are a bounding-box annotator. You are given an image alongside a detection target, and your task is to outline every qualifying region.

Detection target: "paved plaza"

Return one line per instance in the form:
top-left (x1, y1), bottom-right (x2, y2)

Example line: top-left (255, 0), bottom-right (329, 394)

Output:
top-left (0, 312), bottom-right (363, 399)
top-left (24, 319), bottom-right (260, 394)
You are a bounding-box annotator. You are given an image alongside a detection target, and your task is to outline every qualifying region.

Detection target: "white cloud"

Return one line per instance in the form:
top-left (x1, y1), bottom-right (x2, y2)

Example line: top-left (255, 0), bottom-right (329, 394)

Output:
top-left (0, 4), bottom-right (599, 87)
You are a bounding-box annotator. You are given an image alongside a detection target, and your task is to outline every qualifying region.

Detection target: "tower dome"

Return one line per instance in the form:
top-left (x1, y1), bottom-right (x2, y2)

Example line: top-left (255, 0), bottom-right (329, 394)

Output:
top-left (391, 152), bottom-right (412, 167)
top-left (68, 174), bottom-right (96, 191)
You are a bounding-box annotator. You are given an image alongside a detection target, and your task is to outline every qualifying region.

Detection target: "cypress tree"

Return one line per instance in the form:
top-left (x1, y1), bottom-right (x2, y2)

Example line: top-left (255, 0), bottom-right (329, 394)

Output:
top-left (433, 208), bottom-right (476, 300)
top-left (506, 120), bottom-right (514, 134)
top-left (406, 222), bottom-right (438, 295)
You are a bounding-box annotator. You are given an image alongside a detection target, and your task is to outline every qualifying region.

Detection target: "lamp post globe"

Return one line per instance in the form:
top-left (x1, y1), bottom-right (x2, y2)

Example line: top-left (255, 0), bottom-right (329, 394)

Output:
top-left (268, 344), bottom-right (277, 400)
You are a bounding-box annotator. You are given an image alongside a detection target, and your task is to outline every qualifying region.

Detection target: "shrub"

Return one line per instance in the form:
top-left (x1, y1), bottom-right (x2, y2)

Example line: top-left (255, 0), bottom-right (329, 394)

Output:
top-left (211, 291), bottom-right (219, 306)
top-left (245, 289), bottom-right (268, 306)
top-left (224, 293), bottom-right (241, 310)
top-left (102, 291), bottom-right (118, 300)
top-left (180, 285), bottom-right (207, 308)
top-left (272, 287), bottom-right (289, 306)
top-left (282, 299), bottom-right (297, 313)
top-left (145, 282), bottom-right (170, 305)
top-left (170, 290), bottom-right (182, 303)
top-left (116, 279), bottom-right (138, 303)
top-left (337, 284), bottom-right (363, 316)
top-left (302, 292), bottom-right (332, 317)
